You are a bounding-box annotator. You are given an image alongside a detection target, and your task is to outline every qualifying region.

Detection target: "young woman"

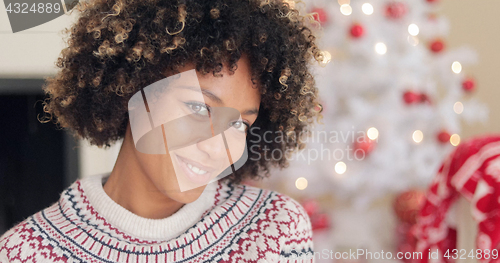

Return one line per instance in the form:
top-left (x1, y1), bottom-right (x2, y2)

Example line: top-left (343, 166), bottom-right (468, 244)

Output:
top-left (0, 0), bottom-right (325, 262)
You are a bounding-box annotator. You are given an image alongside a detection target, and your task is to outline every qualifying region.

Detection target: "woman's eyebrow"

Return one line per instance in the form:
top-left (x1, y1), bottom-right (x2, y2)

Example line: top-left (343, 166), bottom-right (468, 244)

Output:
top-left (176, 85), bottom-right (223, 104)
top-left (201, 89), bottom-right (223, 104)
top-left (242, 108), bottom-right (259, 116)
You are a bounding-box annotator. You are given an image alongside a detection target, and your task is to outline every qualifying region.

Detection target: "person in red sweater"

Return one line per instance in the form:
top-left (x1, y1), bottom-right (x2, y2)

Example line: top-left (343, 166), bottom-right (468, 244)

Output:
top-left (0, 0), bottom-right (325, 262)
top-left (412, 135), bottom-right (500, 263)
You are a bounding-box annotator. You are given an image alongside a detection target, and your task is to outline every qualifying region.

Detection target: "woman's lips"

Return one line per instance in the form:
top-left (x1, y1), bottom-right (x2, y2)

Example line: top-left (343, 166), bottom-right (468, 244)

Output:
top-left (175, 154), bottom-right (215, 185)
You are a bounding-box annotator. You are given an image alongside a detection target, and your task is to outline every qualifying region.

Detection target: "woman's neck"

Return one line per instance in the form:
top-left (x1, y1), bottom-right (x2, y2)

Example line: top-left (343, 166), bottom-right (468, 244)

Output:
top-left (103, 137), bottom-right (184, 219)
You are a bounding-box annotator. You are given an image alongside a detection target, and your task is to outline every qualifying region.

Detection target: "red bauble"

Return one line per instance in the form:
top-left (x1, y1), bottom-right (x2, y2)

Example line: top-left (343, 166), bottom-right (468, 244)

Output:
top-left (462, 78), bottom-right (476, 92)
top-left (437, 131), bottom-right (451, 143)
top-left (385, 2), bottom-right (407, 19)
top-left (403, 91), bottom-right (420, 104)
top-left (350, 24), bottom-right (364, 38)
top-left (311, 7), bottom-right (328, 25)
top-left (311, 213), bottom-right (330, 231)
top-left (354, 137), bottom-right (376, 159)
top-left (301, 199), bottom-right (320, 216)
top-left (393, 190), bottom-right (426, 225)
top-left (426, 0), bottom-right (439, 3)
top-left (429, 39), bottom-right (445, 53)
top-left (300, 199), bottom-right (331, 231)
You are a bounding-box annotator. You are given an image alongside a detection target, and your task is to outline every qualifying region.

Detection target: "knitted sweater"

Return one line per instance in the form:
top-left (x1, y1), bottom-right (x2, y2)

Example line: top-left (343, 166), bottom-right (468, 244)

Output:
top-left (0, 173), bottom-right (314, 262)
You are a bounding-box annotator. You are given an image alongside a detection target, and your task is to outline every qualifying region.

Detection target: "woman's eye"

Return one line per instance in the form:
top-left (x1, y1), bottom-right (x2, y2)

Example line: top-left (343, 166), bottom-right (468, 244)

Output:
top-left (186, 102), bottom-right (209, 116)
top-left (230, 121), bottom-right (249, 133)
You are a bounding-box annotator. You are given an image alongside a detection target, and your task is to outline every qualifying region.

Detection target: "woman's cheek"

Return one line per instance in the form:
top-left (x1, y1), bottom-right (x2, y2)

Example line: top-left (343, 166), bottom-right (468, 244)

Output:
top-left (224, 130), bottom-right (247, 164)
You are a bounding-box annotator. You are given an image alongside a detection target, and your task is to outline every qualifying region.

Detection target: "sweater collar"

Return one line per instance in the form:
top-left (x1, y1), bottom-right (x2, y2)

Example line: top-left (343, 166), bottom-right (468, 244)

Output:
top-left (79, 173), bottom-right (217, 241)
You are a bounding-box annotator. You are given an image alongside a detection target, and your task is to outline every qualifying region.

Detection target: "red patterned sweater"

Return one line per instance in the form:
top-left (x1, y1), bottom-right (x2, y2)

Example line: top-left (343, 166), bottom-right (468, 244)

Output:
top-left (0, 173), bottom-right (314, 262)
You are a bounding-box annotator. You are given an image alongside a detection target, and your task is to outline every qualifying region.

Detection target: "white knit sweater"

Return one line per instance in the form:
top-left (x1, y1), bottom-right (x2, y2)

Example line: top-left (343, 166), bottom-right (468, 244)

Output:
top-left (0, 173), bottom-right (314, 262)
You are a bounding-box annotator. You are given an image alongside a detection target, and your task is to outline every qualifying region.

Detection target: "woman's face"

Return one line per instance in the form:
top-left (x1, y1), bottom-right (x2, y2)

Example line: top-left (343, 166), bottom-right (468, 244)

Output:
top-left (129, 55), bottom-right (260, 203)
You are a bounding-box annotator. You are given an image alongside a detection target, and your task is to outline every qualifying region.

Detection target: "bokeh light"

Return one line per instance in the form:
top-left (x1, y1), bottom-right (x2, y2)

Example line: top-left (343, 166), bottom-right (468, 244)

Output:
top-left (375, 42), bottom-right (387, 54)
top-left (408, 24), bottom-right (420, 36)
top-left (340, 4), bottom-right (353, 15)
top-left (454, 101), bottom-right (464, 114)
top-left (335, 162), bottom-right (347, 175)
top-left (412, 130), bottom-right (423, 143)
top-left (295, 177), bottom-right (308, 190)
top-left (407, 36), bottom-right (419, 46)
top-left (320, 50), bottom-right (332, 66)
top-left (450, 134), bottom-right (461, 146)
top-left (362, 3), bottom-right (374, 15)
top-left (452, 61), bottom-right (462, 74)
top-left (367, 127), bottom-right (379, 140)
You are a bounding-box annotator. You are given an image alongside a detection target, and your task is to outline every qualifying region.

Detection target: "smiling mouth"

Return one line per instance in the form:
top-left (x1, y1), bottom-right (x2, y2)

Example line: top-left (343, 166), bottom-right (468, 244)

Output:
top-left (175, 154), bottom-right (215, 185)
top-left (186, 163), bottom-right (208, 175)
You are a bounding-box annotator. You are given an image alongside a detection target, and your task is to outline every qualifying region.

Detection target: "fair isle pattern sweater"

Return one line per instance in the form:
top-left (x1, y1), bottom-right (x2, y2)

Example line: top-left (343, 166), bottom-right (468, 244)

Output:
top-left (0, 173), bottom-right (314, 262)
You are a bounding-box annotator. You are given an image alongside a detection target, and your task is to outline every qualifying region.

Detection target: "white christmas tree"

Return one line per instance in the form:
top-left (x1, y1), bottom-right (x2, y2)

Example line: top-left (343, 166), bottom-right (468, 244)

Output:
top-left (269, 0), bottom-right (488, 206)
top-left (262, 0), bottom-right (488, 260)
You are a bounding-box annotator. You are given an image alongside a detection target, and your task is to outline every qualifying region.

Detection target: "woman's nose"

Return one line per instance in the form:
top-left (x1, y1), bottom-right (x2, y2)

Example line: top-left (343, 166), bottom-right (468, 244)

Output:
top-left (196, 133), bottom-right (228, 160)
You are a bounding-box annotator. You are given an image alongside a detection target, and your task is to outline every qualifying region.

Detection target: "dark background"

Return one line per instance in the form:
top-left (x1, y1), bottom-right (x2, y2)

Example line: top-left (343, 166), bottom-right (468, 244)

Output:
top-left (0, 79), bottom-right (79, 236)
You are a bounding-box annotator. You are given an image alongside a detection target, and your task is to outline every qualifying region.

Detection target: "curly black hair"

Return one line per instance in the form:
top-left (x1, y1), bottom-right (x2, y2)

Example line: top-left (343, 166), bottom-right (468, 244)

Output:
top-left (42, 0), bottom-right (326, 182)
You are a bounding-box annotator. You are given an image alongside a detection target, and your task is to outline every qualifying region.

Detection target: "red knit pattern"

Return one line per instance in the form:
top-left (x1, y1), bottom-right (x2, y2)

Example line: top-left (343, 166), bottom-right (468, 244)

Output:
top-left (0, 180), bottom-right (314, 262)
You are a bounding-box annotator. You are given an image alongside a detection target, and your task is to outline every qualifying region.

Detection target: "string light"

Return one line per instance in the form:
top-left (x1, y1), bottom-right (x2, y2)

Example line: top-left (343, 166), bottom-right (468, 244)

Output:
top-left (412, 130), bottom-right (423, 143)
top-left (452, 61), bottom-right (462, 74)
top-left (408, 24), bottom-right (419, 36)
top-left (362, 3), bottom-right (374, 15)
top-left (375, 42), bottom-right (387, 55)
top-left (335, 162), bottom-right (347, 175)
top-left (340, 4), bottom-right (352, 15)
top-left (453, 101), bottom-right (464, 114)
top-left (295, 177), bottom-right (308, 190)
top-left (367, 127), bottom-right (379, 140)
top-left (407, 36), bottom-right (419, 46)
top-left (338, 0), bottom-right (350, 5)
top-left (450, 134), bottom-right (460, 146)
